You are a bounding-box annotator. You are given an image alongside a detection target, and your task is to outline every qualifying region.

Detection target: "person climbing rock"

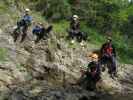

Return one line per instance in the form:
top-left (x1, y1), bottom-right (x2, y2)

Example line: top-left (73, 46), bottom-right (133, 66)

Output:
top-left (85, 53), bottom-right (101, 91)
top-left (77, 53), bottom-right (101, 91)
top-left (32, 23), bottom-right (53, 43)
top-left (14, 8), bottom-right (32, 42)
top-left (100, 37), bottom-right (117, 78)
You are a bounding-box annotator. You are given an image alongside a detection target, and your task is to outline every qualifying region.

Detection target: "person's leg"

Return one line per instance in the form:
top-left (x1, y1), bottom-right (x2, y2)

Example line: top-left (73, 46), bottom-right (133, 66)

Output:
top-left (34, 33), bottom-right (40, 43)
top-left (74, 30), bottom-right (80, 42)
top-left (13, 27), bottom-right (21, 42)
top-left (68, 30), bottom-right (74, 40)
top-left (21, 33), bottom-right (27, 43)
top-left (35, 36), bottom-right (40, 43)
top-left (107, 56), bottom-right (117, 78)
top-left (14, 20), bottom-right (24, 41)
top-left (100, 55), bottom-right (109, 72)
top-left (36, 32), bottom-right (43, 43)
top-left (21, 26), bottom-right (28, 42)
top-left (83, 32), bottom-right (87, 41)
top-left (111, 56), bottom-right (117, 76)
top-left (77, 32), bottom-right (83, 42)
top-left (72, 30), bottom-right (76, 40)
top-left (80, 32), bottom-right (87, 42)
top-left (14, 32), bottom-right (19, 42)
top-left (42, 28), bottom-right (48, 38)
top-left (39, 32), bottom-right (43, 40)
top-left (107, 57), bottom-right (112, 75)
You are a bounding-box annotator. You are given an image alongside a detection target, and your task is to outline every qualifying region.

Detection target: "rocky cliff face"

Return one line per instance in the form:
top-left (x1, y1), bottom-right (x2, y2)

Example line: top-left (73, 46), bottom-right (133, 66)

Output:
top-left (0, 14), bottom-right (92, 99)
top-left (0, 5), bottom-right (133, 100)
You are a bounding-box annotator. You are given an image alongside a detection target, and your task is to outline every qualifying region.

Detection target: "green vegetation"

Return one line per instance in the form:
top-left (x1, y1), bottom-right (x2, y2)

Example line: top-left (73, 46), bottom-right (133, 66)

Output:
top-left (0, 48), bottom-right (7, 62)
top-left (53, 20), bottom-right (69, 38)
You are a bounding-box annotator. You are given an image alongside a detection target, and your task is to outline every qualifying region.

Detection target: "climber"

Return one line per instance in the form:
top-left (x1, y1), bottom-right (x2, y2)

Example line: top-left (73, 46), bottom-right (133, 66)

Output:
top-left (32, 23), bottom-right (42, 43)
top-left (100, 37), bottom-right (117, 78)
top-left (70, 15), bottom-right (80, 40)
top-left (76, 53), bottom-right (101, 91)
top-left (68, 15), bottom-right (80, 43)
top-left (32, 23), bottom-right (53, 43)
top-left (85, 53), bottom-right (101, 91)
top-left (14, 8), bottom-right (32, 42)
top-left (68, 15), bottom-right (87, 44)
top-left (32, 24), bottom-right (41, 35)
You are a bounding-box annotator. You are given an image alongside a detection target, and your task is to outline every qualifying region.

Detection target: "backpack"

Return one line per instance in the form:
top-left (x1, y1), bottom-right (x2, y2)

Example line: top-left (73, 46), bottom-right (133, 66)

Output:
top-left (105, 44), bottom-right (113, 56)
top-left (17, 19), bottom-right (25, 27)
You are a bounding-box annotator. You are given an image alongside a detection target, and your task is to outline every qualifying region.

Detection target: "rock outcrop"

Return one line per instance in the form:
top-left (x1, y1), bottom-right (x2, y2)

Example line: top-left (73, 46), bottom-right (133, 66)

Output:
top-left (0, 5), bottom-right (133, 100)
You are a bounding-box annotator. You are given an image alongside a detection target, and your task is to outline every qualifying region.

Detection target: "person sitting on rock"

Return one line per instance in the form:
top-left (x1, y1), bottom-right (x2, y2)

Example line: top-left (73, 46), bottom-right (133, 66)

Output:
top-left (32, 23), bottom-right (42, 42)
top-left (68, 15), bottom-right (87, 44)
top-left (68, 15), bottom-right (80, 42)
top-left (100, 37), bottom-right (117, 78)
top-left (32, 23), bottom-right (53, 43)
top-left (32, 24), bottom-right (41, 34)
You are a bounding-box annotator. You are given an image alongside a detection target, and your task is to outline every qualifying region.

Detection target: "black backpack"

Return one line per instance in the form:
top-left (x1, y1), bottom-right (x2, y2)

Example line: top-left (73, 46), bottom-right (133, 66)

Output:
top-left (17, 19), bottom-right (26, 27)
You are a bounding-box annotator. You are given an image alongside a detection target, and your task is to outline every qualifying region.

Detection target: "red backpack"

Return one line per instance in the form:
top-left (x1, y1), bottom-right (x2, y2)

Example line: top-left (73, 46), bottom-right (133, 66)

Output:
top-left (104, 44), bottom-right (113, 55)
top-left (105, 44), bottom-right (113, 56)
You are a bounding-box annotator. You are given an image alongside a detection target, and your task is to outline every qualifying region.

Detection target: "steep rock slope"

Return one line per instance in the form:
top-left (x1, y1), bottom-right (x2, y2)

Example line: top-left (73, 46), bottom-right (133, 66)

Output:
top-left (0, 3), bottom-right (133, 100)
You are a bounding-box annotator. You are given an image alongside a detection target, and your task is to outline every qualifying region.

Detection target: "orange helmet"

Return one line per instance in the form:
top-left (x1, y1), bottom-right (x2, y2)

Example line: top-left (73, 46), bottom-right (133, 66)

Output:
top-left (88, 53), bottom-right (98, 59)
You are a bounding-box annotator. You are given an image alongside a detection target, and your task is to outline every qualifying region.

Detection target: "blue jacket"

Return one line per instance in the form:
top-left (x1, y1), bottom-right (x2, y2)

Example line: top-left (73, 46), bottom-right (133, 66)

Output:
top-left (32, 26), bottom-right (41, 34)
top-left (22, 15), bottom-right (32, 23)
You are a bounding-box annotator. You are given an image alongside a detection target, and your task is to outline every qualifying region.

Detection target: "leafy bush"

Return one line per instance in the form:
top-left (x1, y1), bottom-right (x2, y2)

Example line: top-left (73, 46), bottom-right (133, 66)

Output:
top-left (34, 0), bottom-right (71, 21)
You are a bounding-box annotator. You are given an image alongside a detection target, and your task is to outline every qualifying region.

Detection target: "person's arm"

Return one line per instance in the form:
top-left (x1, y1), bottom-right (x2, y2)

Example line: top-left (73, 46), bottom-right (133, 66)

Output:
top-left (112, 45), bottom-right (116, 57)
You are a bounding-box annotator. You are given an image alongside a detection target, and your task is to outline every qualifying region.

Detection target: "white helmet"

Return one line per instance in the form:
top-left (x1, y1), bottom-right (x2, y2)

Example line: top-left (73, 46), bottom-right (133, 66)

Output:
top-left (73, 15), bottom-right (79, 19)
top-left (25, 8), bottom-right (30, 12)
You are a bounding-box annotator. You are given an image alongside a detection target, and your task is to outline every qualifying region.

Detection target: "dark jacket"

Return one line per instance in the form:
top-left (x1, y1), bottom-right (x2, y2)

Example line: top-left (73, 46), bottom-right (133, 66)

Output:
top-left (86, 61), bottom-right (101, 77)
top-left (84, 61), bottom-right (101, 83)
top-left (70, 19), bottom-right (80, 30)
top-left (101, 42), bottom-right (116, 57)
